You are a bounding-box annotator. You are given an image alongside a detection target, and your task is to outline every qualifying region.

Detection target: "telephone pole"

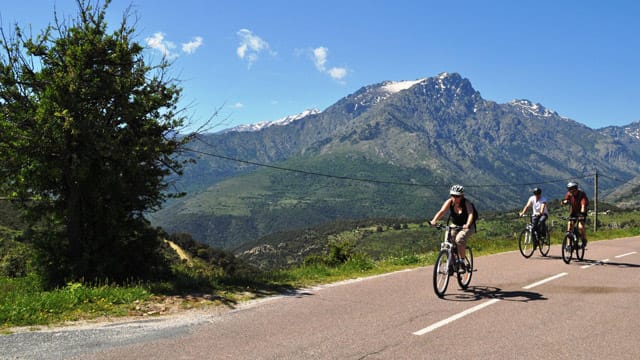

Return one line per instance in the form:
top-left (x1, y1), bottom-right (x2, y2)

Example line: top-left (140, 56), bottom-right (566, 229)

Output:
top-left (593, 170), bottom-right (598, 232)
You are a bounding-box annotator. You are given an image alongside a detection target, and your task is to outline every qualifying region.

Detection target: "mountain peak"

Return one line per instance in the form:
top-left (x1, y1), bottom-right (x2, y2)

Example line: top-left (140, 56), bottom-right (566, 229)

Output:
top-left (507, 99), bottom-right (557, 117)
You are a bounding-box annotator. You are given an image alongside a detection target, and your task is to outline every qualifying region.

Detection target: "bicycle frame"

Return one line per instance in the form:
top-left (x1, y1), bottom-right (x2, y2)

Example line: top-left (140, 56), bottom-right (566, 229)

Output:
top-left (561, 216), bottom-right (585, 263)
top-left (518, 214), bottom-right (550, 258)
top-left (432, 223), bottom-right (473, 298)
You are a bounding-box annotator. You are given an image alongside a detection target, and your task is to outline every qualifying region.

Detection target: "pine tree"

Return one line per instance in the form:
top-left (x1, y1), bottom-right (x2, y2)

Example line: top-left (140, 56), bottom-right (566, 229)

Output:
top-left (0, 0), bottom-right (193, 285)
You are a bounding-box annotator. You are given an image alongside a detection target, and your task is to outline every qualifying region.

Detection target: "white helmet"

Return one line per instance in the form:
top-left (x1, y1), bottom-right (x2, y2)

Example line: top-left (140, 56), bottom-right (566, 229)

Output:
top-left (567, 181), bottom-right (578, 190)
top-left (449, 184), bottom-right (464, 196)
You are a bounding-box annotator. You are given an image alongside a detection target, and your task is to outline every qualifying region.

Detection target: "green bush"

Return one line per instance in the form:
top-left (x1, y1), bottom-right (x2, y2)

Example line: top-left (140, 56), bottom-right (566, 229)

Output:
top-left (0, 253), bottom-right (27, 277)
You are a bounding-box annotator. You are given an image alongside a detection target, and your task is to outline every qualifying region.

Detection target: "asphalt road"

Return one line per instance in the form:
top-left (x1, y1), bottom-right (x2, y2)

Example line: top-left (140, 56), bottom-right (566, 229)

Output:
top-left (2, 236), bottom-right (638, 360)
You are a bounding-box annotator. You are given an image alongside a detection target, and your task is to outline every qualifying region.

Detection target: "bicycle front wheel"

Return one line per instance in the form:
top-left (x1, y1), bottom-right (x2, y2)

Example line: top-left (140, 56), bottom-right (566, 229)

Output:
top-left (518, 229), bottom-right (535, 258)
top-left (562, 233), bottom-right (573, 264)
top-left (433, 250), bottom-right (451, 298)
top-left (456, 247), bottom-right (473, 289)
top-left (538, 229), bottom-right (550, 257)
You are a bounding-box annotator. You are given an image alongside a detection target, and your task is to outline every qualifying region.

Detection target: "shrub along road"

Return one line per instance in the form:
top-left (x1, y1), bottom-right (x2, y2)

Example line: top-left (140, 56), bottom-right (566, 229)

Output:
top-left (2, 237), bottom-right (639, 359)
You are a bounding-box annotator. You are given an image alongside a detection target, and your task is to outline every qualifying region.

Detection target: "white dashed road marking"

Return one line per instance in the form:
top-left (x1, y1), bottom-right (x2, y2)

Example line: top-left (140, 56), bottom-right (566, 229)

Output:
top-left (412, 299), bottom-right (501, 336)
top-left (615, 251), bottom-right (637, 258)
top-left (522, 272), bottom-right (568, 289)
top-left (413, 273), bottom-right (567, 336)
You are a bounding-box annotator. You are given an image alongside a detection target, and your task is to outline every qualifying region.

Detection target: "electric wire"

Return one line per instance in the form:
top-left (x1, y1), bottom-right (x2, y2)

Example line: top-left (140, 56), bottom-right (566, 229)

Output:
top-left (183, 147), bottom-right (601, 189)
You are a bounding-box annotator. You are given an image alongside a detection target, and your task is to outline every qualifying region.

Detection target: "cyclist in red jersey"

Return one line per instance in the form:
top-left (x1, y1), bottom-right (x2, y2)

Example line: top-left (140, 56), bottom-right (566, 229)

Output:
top-left (561, 181), bottom-right (588, 248)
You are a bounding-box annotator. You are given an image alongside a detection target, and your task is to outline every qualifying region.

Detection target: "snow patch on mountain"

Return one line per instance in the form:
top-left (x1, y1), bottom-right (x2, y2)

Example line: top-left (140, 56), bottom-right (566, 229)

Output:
top-left (224, 109), bottom-right (320, 133)
top-left (508, 99), bottom-right (557, 117)
top-left (380, 78), bottom-right (426, 93)
top-left (624, 126), bottom-right (640, 140)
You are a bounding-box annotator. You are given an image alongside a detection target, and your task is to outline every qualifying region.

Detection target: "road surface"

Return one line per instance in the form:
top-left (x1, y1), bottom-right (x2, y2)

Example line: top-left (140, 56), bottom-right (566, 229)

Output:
top-left (1, 236), bottom-right (638, 359)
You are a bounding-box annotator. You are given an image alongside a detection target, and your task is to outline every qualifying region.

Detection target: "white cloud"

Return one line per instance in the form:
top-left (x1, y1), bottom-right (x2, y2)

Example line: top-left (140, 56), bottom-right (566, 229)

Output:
top-left (182, 36), bottom-right (203, 54)
top-left (231, 102), bottom-right (244, 109)
top-left (313, 47), bottom-right (328, 71)
top-left (147, 33), bottom-right (204, 57)
top-left (311, 46), bottom-right (348, 82)
top-left (236, 29), bottom-right (275, 68)
top-left (328, 67), bottom-right (347, 80)
top-left (146, 32), bottom-right (177, 58)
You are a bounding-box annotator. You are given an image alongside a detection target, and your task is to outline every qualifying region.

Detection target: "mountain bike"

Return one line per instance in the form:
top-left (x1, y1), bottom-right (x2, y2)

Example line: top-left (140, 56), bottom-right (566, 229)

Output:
top-left (518, 214), bottom-right (550, 258)
top-left (432, 224), bottom-right (473, 298)
top-left (561, 216), bottom-right (586, 264)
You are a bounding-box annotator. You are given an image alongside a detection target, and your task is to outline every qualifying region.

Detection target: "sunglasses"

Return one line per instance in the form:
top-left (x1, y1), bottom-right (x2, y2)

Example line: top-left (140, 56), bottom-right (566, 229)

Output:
top-left (451, 195), bottom-right (461, 198)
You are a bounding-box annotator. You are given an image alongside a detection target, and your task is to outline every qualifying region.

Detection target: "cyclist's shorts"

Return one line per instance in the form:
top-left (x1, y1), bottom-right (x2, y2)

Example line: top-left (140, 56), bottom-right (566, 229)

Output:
top-left (451, 228), bottom-right (472, 246)
top-left (570, 213), bottom-right (587, 222)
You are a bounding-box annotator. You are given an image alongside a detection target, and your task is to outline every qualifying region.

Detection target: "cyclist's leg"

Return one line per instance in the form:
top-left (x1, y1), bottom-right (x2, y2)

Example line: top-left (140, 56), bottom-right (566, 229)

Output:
top-left (454, 229), bottom-right (470, 271)
top-left (578, 218), bottom-right (587, 247)
top-left (532, 215), bottom-right (541, 234)
top-left (539, 214), bottom-right (548, 235)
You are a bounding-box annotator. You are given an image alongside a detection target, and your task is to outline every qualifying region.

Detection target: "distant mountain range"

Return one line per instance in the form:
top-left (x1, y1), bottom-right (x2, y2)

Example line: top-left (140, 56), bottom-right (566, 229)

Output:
top-left (150, 72), bottom-right (640, 250)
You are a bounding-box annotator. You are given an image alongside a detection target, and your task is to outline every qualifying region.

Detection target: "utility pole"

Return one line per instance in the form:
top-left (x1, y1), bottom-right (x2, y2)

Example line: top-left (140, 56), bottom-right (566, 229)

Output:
top-left (594, 170), bottom-right (598, 232)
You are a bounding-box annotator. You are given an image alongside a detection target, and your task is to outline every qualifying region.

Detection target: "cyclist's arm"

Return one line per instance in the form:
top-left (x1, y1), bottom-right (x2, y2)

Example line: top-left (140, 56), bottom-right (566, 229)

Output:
top-left (538, 201), bottom-right (547, 215)
top-left (519, 200), bottom-right (531, 216)
top-left (463, 201), bottom-right (474, 229)
top-left (579, 196), bottom-right (587, 214)
top-left (430, 199), bottom-right (452, 226)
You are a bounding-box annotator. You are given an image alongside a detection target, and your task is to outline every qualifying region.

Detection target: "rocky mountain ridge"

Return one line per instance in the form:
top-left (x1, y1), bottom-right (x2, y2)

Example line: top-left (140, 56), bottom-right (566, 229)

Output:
top-left (151, 72), bottom-right (640, 250)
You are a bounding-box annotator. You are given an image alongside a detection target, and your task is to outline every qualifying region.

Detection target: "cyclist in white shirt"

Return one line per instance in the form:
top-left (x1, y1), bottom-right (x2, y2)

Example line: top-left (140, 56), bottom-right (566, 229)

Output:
top-left (519, 187), bottom-right (549, 236)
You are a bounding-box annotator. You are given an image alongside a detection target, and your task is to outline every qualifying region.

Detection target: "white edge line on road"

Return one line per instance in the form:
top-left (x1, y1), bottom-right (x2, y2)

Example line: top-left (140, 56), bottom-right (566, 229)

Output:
top-left (412, 299), bottom-right (501, 336)
top-left (615, 251), bottom-right (637, 258)
top-left (522, 272), bottom-right (568, 290)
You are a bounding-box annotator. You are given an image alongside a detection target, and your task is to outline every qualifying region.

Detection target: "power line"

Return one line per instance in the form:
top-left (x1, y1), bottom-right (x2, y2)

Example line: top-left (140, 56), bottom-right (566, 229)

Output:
top-left (184, 147), bottom-right (436, 187)
top-left (599, 173), bottom-right (640, 186)
top-left (182, 147), bottom-right (598, 189)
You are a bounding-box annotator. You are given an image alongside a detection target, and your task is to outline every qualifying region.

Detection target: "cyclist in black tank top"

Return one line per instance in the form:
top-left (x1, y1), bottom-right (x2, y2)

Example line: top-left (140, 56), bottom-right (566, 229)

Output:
top-left (430, 184), bottom-right (476, 268)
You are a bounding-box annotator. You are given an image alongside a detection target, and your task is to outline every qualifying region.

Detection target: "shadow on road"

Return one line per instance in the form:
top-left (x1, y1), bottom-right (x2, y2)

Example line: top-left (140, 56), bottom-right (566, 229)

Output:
top-left (443, 285), bottom-right (547, 302)
top-left (577, 258), bottom-right (640, 268)
top-left (524, 254), bottom-right (640, 268)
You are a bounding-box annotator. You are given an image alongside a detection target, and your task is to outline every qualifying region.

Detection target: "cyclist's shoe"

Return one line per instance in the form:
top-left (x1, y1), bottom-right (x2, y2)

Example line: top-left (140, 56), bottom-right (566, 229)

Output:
top-left (456, 259), bottom-right (466, 274)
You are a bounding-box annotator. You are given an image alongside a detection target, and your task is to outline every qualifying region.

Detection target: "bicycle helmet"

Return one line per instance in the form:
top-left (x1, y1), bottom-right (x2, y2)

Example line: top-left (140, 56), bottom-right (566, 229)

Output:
top-left (567, 181), bottom-right (578, 190)
top-left (532, 187), bottom-right (542, 195)
top-left (449, 184), bottom-right (464, 196)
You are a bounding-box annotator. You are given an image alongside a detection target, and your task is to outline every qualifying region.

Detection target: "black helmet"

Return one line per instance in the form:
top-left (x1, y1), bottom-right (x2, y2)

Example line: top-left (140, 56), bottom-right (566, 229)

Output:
top-left (532, 187), bottom-right (542, 195)
top-left (567, 181), bottom-right (578, 190)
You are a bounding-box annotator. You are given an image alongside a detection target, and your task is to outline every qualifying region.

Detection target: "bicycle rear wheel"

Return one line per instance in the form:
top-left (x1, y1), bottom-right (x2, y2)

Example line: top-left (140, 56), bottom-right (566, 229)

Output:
top-left (518, 229), bottom-right (535, 258)
top-left (575, 235), bottom-right (585, 261)
top-left (561, 233), bottom-right (573, 264)
top-left (456, 247), bottom-right (473, 289)
top-left (538, 229), bottom-right (550, 257)
top-left (433, 250), bottom-right (451, 298)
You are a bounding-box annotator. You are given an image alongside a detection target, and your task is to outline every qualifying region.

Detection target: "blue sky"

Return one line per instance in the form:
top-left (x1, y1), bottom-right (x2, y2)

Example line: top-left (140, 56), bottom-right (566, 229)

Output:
top-left (1, 0), bottom-right (639, 132)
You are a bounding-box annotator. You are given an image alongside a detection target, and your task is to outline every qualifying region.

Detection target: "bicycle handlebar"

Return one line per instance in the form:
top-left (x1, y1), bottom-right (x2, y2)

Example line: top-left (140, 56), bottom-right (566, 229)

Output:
top-left (560, 216), bottom-right (585, 221)
top-left (431, 223), bottom-right (463, 231)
